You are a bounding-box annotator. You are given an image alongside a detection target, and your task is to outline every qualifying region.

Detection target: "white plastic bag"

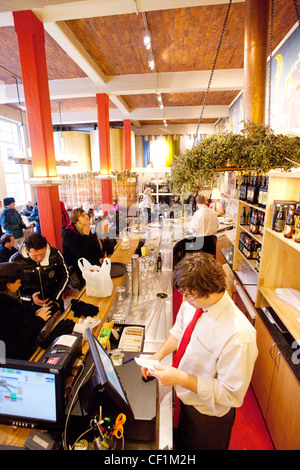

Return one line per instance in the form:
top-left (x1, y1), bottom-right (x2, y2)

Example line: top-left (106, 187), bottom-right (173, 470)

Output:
top-left (78, 257), bottom-right (113, 298)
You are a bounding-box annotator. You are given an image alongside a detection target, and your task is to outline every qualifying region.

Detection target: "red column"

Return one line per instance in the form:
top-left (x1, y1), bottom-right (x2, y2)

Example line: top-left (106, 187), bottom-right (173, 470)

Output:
top-left (124, 119), bottom-right (132, 170)
top-left (96, 93), bottom-right (112, 212)
top-left (13, 10), bottom-right (62, 250)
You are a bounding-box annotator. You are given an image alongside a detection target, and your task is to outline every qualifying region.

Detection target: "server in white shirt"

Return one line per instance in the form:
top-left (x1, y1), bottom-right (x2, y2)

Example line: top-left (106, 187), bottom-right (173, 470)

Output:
top-left (141, 252), bottom-right (258, 450)
top-left (189, 194), bottom-right (219, 257)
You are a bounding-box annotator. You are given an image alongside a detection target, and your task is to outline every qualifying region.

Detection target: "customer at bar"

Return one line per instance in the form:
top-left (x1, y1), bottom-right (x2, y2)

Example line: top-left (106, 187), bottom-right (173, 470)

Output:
top-left (10, 233), bottom-right (69, 313)
top-left (142, 252), bottom-right (258, 450)
top-left (0, 233), bottom-right (17, 262)
top-left (189, 194), bottom-right (220, 257)
top-left (0, 262), bottom-right (51, 360)
top-left (62, 207), bottom-right (105, 288)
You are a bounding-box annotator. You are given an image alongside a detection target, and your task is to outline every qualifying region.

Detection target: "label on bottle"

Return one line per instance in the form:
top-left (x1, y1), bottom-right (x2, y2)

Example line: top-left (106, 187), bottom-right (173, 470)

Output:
top-left (284, 224), bottom-right (294, 238)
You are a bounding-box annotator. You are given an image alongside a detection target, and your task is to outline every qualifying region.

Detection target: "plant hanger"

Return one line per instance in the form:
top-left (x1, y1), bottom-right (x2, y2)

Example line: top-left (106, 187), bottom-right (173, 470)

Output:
top-left (193, 0), bottom-right (232, 147)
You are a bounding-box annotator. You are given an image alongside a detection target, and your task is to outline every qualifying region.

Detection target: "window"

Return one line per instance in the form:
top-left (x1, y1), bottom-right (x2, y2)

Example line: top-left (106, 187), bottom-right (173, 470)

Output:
top-left (0, 118), bottom-right (29, 204)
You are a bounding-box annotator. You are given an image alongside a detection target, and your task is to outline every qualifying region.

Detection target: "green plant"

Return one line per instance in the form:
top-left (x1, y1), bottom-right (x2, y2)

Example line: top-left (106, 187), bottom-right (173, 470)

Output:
top-left (170, 122), bottom-right (300, 192)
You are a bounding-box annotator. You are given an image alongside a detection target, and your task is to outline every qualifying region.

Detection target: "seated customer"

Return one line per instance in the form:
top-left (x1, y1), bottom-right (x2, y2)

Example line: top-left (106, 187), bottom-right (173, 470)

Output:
top-left (10, 233), bottom-right (69, 313)
top-left (0, 262), bottom-right (51, 360)
top-left (0, 233), bottom-right (17, 262)
top-left (62, 208), bottom-right (106, 287)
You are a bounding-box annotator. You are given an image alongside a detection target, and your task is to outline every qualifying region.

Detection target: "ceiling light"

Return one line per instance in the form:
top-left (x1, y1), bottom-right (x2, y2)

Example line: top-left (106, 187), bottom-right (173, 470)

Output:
top-left (164, 120), bottom-right (167, 127)
top-left (144, 32), bottom-right (151, 49)
top-left (148, 54), bottom-right (155, 70)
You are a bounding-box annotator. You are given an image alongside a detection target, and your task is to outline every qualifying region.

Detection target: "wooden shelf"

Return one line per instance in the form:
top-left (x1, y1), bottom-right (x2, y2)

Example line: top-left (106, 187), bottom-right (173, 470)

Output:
top-left (239, 224), bottom-right (264, 244)
top-left (239, 200), bottom-right (266, 213)
top-left (259, 287), bottom-right (300, 342)
top-left (265, 227), bottom-right (300, 253)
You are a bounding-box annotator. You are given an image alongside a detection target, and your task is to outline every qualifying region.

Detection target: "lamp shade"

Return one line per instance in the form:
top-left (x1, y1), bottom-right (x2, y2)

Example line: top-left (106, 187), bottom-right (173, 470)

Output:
top-left (211, 188), bottom-right (221, 200)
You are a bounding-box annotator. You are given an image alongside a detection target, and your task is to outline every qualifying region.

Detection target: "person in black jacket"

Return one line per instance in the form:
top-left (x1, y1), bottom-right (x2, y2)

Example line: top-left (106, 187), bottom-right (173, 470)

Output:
top-left (0, 233), bottom-right (17, 262)
top-left (0, 262), bottom-right (51, 360)
top-left (10, 233), bottom-right (69, 313)
top-left (62, 207), bottom-right (106, 288)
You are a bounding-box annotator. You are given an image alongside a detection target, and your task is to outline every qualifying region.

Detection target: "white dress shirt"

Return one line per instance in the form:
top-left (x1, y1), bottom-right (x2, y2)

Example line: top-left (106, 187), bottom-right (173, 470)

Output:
top-left (190, 204), bottom-right (219, 236)
top-left (170, 291), bottom-right (258, 417)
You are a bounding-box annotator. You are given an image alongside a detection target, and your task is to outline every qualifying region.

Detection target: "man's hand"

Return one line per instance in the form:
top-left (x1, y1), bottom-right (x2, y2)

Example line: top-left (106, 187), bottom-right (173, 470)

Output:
top-left (36, 305), bottom-right (52, 322)
top-left (82, 221), bottom-right (91, 235)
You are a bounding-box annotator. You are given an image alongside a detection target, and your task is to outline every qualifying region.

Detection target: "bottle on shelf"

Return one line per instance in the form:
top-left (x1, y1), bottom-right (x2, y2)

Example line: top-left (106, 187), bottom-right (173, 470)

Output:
top-left (156, 252), bottom-right (162, 271)
top-left (274, 204), bottom-right (285, 232)
top-left (258, 175), bottom-right (265, 207)
top-left (240, 206), bottom-right (246, 225)
top-left (247, 174), bottom-right (253, 204)
top-left (262, 176), bottom-right (268, 209)
top-left (253, 174), bottom-right (259, 205)
top-left (294, 199), bottom-right (300, 231)
top-left (247, 206), bottom-right (252, 226)
top-left (250, 209), bottom-right (259, 234)
top-left (284, 205), bottom-right (295, 239)
top-left (258, 211), bottom-right (265, 236)
top-left (294, 217), bottom-right (300, 243)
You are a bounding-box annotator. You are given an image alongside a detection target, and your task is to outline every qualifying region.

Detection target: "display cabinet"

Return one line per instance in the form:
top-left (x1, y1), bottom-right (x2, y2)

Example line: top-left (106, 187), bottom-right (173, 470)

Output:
top-left (233, 170), bottom-right (300, 340)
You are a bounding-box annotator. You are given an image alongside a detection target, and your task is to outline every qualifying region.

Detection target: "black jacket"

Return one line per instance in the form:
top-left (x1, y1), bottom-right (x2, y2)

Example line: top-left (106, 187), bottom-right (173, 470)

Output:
top-left (10, 242), bottom-right (69, 304)
top-left (0, 292), bottom-right (46, 360)
top-left (62, 223), bottom-right (105, 281)
top-left (0, 245), bottom-right (17, 263)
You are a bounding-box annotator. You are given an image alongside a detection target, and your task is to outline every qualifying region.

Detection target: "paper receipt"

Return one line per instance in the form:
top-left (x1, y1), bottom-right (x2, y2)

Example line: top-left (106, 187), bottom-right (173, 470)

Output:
top-left (134, 356), bottom-right (160, 370)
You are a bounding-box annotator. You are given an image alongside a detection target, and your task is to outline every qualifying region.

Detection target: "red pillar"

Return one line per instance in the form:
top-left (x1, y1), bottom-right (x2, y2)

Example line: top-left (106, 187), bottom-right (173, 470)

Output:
top-left (124, 119), bottom-right (132, 170)
top-left (13, 10), bottom-right (62, 250)
top-left (96, 93), bottom-right (112, 211)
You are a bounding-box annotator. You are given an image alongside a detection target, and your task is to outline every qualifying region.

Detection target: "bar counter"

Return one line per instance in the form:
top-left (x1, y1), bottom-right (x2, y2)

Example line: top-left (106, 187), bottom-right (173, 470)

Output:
top-left (0, 234), bottom-right (173, 450)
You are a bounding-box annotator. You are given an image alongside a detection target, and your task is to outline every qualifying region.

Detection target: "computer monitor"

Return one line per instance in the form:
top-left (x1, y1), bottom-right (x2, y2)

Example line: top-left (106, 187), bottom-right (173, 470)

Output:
top-left (80, 328), bottom-right (134, 421)
top-left (0, 359), bottom-right (65, 430)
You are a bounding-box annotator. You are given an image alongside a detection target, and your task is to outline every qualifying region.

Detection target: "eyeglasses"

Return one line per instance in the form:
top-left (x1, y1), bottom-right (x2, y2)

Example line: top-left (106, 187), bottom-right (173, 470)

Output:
top-left (177, 290), bottom-right (198, 302)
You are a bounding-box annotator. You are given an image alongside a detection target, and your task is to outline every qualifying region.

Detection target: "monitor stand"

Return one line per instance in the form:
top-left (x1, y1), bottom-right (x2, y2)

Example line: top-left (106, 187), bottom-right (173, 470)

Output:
top-left (65, 351), bottom-right (157, 443)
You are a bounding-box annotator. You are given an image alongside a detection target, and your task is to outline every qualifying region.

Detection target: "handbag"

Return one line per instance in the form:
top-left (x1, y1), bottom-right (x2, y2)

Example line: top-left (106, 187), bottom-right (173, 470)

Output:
top-left (78, 257), bottom-right (113, 298)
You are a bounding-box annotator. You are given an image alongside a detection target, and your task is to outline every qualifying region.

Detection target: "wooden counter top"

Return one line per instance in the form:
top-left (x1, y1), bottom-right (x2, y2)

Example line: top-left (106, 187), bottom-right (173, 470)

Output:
top-left (0, 237), bottom-right (141, 448)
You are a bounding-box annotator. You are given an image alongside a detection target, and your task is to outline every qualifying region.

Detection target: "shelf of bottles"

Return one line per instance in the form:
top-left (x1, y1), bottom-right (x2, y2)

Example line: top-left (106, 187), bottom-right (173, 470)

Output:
top-left (269, 200), bottom-right (300, 249)
top-left (58, 172), bottom-right (102, 210)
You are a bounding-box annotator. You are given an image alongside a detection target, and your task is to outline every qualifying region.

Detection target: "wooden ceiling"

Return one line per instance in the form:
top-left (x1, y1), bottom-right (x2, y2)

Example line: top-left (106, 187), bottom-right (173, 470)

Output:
top-left (0, 0), bottom-right (298, 134)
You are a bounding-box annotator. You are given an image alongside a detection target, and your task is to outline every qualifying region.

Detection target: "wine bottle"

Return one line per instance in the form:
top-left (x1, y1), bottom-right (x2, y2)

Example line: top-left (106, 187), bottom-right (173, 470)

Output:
top-left (284, 205), bottom-right (295, 239)
top-left (262, 176), bottom-right (268, 209)
top-left (156, 252), bottom-right (162, 271)
top-left (240, 207), bottom-right (246, 226)
top-left (258, 176), bottom-right (265, 207)
top-left (274, 205), bottom-right (285, 232)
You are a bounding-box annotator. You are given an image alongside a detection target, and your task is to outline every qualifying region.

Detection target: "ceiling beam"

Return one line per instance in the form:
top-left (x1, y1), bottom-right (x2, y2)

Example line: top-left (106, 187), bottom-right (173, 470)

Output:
top-left (51, 104), bottom-right (229, 125)
top-left (29, 0), bottom-right (245, 23)
top-left (0, 69), bottom-right (243, 104)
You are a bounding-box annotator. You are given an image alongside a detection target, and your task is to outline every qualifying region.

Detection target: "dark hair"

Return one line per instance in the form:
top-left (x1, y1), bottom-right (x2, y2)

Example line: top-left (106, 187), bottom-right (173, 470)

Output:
top-left (0, 233), bottom-right (13, 246)
top-left (173, 252), bottom-right (226, 298)
top-left (24, 233), bottom-right (47, 251)
top-left (70, 207), bottom-right (85, 224)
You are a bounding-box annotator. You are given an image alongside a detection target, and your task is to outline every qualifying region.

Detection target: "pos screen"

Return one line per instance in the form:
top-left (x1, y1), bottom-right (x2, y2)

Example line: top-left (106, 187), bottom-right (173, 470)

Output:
top-left (85, 328), bottom-right (134, 420)
top-left (0, 360), bottom-right (65, 429)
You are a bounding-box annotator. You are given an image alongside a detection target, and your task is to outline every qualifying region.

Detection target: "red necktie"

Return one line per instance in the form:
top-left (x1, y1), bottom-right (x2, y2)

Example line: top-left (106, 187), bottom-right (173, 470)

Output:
top-left (172, 308), bottom-right (203, 368)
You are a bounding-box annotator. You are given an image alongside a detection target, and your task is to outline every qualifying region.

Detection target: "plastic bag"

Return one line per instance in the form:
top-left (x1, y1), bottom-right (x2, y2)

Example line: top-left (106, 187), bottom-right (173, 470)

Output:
top-left (78, 257), bottom-right (113, 298)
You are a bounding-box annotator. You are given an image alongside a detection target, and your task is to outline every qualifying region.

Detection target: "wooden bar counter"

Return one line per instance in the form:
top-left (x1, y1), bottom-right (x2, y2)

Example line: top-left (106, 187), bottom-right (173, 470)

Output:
top-left (0, 234), bottom-right (173, 450)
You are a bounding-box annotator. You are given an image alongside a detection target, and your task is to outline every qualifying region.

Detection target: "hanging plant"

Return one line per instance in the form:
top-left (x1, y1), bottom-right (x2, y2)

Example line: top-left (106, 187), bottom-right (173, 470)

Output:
top-left (170, 121), bottom-right (300, 192)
